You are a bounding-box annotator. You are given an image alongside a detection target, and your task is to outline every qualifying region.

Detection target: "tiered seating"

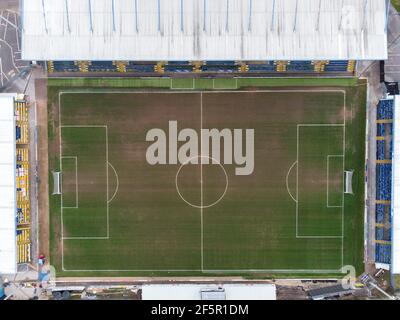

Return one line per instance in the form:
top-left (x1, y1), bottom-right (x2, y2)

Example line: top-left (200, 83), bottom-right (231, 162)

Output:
top-left (376, 227), bottom-right (385, 240)
top-left (16, 148), bottom-right (29, 163)
top-left (201, 65), bottom-right (236, 73)
top-left (388, 123), bottom-right (393, 136)
top-left (17, 206), bottom-right (30, 225)
top-left (126, 62), bottom-right (155, 73)
top-left (14, 96), bottom-right (31, 264)
top-left (247, 61), bottom-right (276, 72)
top-left (275, 61), bottom-right (288, 72)
top-left (376, 204), bottom-right (385, 223)
top-left (377, 99), bottom-right (394, 120)
top-left (376, 140), bottom-right (386, 160)
top-left (286, 61), bottom-right (314, 72)
top-left (201, 61), bottom-right (237, 73)
top-left (324, 60), bottom-right (348, 72)
top-left (377, 123), bottom-right (385, 136)
top-left (205, 61), bottom-right (236, 66)
top-left (88, 61), bottom-right (117, 72)
top-left (53, 61), bottom-right (79, 72)
top-left (16, 228), bottom-right (31, 264)
top-left (16, 163), bottom-right (29, 201)
top-left (164, 64), bottom-right (193, 73)
top-left (15, 100), bottom-right (29, 145)
top-left (347, 60), bottom-right (356, 73)
top-left (375, 98), bottom-right (394, 266)
top-left (377, 123), bottom-right (394, 137)
top-left (312, 60), bottom-right (329, 72)
top-left (47, 59), bottom-right (355, 74)
top-left (167, 61), bottom-right (191, 65)
top-left (47, 61), bottom-right (54, 73)
top-left (114, 61), bottom-right (128, 73)
top-left (376, 164), bottom-right (392, 201)
top-left (375, 243), bottom-right (391, 264)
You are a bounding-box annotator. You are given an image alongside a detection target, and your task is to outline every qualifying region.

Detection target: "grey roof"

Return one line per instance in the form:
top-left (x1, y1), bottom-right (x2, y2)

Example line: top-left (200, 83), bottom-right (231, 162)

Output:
top-left (308, 285), bottom-right (355, 299)
top-left (22, 0), bottom-right (388, 61)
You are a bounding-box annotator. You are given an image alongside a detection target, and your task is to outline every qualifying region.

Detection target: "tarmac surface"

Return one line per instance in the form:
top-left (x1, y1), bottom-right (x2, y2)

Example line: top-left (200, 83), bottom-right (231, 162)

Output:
top-left (0, 5), bottom-right (28, 90)
top-left (386, 8), bottom-right (400, 83)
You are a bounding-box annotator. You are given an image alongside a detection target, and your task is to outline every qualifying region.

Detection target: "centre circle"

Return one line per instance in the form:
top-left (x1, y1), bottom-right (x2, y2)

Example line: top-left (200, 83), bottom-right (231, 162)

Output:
top-left (175, 155), bottom-right (228, 209)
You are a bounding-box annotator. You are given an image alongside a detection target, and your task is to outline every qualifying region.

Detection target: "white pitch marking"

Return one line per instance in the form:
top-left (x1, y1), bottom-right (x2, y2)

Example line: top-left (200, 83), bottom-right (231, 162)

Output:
top-left (286, 161), bottom-right (298, 203)
top-left (296, 124), bottom-right (345, 240)
top-left (200, 92), bottom-right (203, 271)
top-left (170, 77), bottom-right (195, 90)
top-left (107, 162), bottom-right (119, 204)
top-left (59, 89), bottom-right (348, 272)
top-left (58, 92), bottom-right (110, 253)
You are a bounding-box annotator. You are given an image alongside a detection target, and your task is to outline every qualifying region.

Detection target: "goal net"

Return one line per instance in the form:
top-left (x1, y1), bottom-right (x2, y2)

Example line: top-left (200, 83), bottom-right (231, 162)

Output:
top-left (345, 170), bottom-right (354, 194)
top-left (52, 171), bottom-right (61, 195)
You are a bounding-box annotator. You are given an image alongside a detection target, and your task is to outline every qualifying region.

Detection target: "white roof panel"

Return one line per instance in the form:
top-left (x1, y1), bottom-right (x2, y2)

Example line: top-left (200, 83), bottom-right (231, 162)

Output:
top-left (392, 95), bottom-right (400, 274)
top-left (142, 283), bottom-right (276, 300)
top-left (0, 94), bottom-right (16, 275)
top-left (22, 0), bottom-right (388, 61)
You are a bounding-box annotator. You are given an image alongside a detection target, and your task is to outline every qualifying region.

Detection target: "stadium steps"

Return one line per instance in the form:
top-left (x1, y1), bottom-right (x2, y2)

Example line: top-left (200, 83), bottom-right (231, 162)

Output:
top-left (77, 61), bottom-right (90, 72)
top-left (154, 62), bottom-right (165, 73)
top-left (113, 61), bottom-right (127, 73)
top-left (347, 60), bottom-right (356, 73)
top-left (275, 61), bottom-right (288, 72)
top-left (312, 60), bottom-right (329, 72)
top-left (47, 61), bottom-right (54, 73)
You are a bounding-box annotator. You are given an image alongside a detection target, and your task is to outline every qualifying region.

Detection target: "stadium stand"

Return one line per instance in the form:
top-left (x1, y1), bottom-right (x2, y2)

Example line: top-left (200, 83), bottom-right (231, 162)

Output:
top-left (376, 227), bottom-right (391, 241)
top-left (324, 60), bottom-right (349, 72)
top-left (45, 60), bottom-right (355, 75)
top-left (377, 140), bottom-right (386, 160)
top-left (377, 99), bottom-right (394, 120)
top-left (88, 61), bottom-right (117, 72)
top-left (375, 98), bottom-right (395, 265)
top-left (164, 64), bottom-right (193, 73)
top-left (376, 164), bottom-right (392, 201)
top-left (247, 61), bottom-right (276, 73)
top-left (376, 204), bottom-right (386, 224)
top-left (14, 96), bottom-right (31, 264)
top-left (126, 62), bottom-right (155, 73)
top-left (377, 123), bottom-right (385, 137)
top-left (286, 61), bottom-right (314, 72)
top-left (51, 61), bottom-right (79, 73)
top-left (376, 243), bottom-right (391, 264)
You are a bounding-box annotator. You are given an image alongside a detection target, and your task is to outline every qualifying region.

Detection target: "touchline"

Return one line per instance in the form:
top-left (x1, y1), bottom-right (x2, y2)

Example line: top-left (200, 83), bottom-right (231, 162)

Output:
top-left (146, 121), bottom-right (255, 176)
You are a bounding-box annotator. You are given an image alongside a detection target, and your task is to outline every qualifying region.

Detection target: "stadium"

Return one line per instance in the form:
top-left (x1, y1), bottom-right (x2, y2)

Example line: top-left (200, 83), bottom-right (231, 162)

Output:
top-left (2, 0), bottom-right (400, 300)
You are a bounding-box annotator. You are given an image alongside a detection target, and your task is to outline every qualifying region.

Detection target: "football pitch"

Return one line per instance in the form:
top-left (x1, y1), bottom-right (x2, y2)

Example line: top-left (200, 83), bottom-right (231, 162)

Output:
top-left (47, 77), bottom-right (366, 277)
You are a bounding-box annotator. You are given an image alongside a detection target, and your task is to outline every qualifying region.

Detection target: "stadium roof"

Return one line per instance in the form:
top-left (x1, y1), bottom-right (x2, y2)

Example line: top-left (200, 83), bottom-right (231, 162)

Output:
top-left (0, 94), bottom-right (16, 275)
top-left (392, 95), bottom-right (400, 275)
top-left (308, 284), bottom-right (355, 300)
top-left (22, 0), bottom-right (388, 61)
top-left (142, 283), bottom-right (276, 300)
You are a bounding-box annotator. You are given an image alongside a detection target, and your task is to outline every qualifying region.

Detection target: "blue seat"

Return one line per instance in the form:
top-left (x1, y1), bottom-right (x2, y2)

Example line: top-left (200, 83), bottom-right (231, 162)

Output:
top-left (376, 204), bottom-right (385, 223)
top-left (247, 62), bottom-right (276, 72)
top-left (325, 60), bottom-right (348, 72)
top-left (376, 140), bottom-right (385, 160)
top-left (375, 244), bottom-right (391, 264)
top-left (377, 100), bottom-right (394, 120)
top-left (376, 164), bottom-right (392, 201)
top-left (53, 61), bottom-right (79, 72)
top-left (286, 61), bottom-right (313, 72)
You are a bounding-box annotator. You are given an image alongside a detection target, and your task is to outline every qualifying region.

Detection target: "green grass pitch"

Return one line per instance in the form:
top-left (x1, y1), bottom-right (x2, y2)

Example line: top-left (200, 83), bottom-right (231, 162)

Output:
top-left (47, 77), bottom-right (366, 277)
